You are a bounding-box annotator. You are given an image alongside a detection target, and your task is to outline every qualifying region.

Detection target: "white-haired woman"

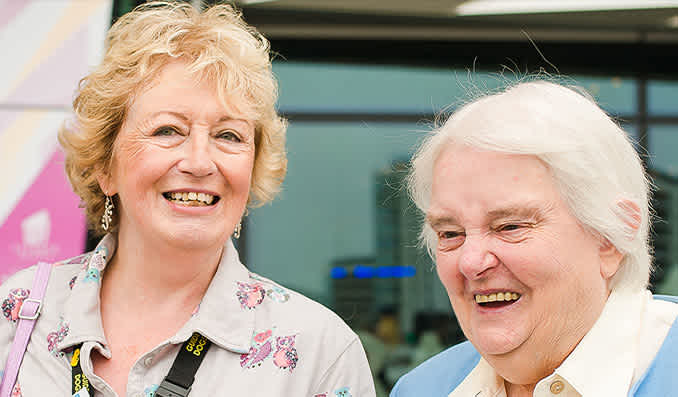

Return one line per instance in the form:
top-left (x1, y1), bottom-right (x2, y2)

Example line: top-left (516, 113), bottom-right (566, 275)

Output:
top-left (392, 80), bottom-right (677, 396)
top-left (0, 2), bottom-right (374, 396)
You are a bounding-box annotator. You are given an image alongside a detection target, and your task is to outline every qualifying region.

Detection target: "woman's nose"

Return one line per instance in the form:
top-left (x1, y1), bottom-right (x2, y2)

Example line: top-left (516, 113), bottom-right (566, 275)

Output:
top-left (457, 236), bottom-right (499, 280)
top-left (176, 133), bottom-right (217, 177)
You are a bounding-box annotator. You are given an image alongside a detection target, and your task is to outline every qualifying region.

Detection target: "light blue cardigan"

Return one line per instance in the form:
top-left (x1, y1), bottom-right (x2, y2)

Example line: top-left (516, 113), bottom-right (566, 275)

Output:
top-left (391, 296), bottom-right (678, 397)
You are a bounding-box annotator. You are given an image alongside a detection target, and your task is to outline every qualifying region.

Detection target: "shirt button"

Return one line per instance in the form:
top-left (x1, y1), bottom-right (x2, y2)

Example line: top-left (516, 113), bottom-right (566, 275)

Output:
top-left (550, 380), bottom-right (564, 394)
top-left (143, 356), bottom-right (153, 367)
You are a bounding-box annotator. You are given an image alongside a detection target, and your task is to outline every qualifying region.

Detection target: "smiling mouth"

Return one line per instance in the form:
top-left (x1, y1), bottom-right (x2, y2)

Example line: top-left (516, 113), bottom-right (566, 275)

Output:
top-left (475, 292), bottom-right (521, 308)
top-left (163, 191), bottom-right (220, 206)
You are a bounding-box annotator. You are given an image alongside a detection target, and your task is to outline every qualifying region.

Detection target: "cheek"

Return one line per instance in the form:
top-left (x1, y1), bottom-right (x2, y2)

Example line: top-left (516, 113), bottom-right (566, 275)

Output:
top-left (435, 252), bottom-right (463, 294)
top-left (128, 151), bottom-right (169, 195)
top-left (219, 153), bottom-right (255, 196)
top-left (493, 238), bottom-right (566, 285)
top-left (234, 158), bottom-right (254, 188)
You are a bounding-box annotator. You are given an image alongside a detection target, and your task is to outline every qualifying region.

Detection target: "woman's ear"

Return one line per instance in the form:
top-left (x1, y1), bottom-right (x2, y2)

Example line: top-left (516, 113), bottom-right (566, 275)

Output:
top-left (598, 199), bottom-right (642, 281)
top-left (616, 199), bottom-right (641, 239)
top-left (599, 238), bottom-right (624, 280)
top-left (96, 168), bottom-right (114, 196)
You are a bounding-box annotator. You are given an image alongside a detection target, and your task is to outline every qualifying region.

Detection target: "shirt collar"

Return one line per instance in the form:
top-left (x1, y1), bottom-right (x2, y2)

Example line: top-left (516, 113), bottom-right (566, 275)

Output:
top-left (60, 234), bottom-right (254, 354)
top-left (448, 356), bottom-right (504, 397)
top-left (448, 289), bottom-right (645, 397)
top-left (60, 234), bottom-right (115, 351)
top-left (177, 238), bottom-right (253, 354)
top-left (554, 289), bottom-right (645, 396)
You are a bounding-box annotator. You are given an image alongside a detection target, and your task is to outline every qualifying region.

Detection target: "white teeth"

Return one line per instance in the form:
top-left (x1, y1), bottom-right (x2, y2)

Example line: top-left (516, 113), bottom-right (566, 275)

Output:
top-left (166, 191), bottom-right (215, 205)
top-left (475, 292), bottom-right (521, 304)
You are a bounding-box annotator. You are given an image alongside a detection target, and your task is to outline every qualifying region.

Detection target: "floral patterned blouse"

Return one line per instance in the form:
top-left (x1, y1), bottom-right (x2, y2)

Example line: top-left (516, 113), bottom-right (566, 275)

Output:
top-left (0, 234), bottom-right (375, 397)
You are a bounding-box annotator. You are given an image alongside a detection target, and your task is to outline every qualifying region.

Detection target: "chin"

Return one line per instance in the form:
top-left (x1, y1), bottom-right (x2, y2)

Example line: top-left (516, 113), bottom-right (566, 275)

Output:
top-left (470, 328), bottom-right (526, 356)
top-left (163, 228), bottom-right (226, 250)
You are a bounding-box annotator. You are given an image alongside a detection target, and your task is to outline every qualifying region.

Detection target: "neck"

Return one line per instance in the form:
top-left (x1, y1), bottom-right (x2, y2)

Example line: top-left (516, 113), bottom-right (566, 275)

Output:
top-left (104, 225), bottom-right (224, 311)
top-left (487, 327), bottom-right (584, 392)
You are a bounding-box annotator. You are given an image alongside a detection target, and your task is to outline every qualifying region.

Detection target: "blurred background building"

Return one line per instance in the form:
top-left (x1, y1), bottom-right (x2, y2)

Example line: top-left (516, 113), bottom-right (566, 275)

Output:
top-left (3, 0), bottom-right (678, 394)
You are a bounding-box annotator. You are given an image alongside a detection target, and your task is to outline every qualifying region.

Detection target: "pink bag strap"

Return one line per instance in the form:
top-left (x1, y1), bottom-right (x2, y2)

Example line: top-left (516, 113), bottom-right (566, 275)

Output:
top-left (0, 262), bottom-right (52, 397)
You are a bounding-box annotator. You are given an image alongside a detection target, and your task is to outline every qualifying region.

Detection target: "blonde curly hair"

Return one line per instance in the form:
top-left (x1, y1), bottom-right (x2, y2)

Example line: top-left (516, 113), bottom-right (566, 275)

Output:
top-left (59, 1), bottom-right (287, 236)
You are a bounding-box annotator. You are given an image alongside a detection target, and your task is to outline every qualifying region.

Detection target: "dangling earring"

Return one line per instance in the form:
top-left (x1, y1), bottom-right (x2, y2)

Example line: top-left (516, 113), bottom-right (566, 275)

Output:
top-left (233, 221), bottom-right (242, 239)
top-left (101, 195), bottom-right (114, 232)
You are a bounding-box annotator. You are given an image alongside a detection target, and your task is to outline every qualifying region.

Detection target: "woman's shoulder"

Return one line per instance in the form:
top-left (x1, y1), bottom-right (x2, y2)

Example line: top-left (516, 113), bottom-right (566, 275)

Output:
top-left (2, 256), bottom-right (76, 288)
top-left (391, 341), bottom-right (479, 396)
top-left (0, 252), bottom-right (92, 309)
top-left (0, 253), bottom-right (90, 343)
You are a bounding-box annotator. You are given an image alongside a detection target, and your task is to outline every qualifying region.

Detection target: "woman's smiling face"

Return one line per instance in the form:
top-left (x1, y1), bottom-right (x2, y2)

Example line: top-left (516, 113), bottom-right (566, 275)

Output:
top-left (427, 146), bottom-right (619, 379)
top-left (99, 60), bottom-right (255, 251)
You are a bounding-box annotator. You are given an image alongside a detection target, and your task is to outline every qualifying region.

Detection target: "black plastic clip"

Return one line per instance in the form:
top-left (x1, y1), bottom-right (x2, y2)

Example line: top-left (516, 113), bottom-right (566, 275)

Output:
top-left (155, 380), bottom-right (191, 397)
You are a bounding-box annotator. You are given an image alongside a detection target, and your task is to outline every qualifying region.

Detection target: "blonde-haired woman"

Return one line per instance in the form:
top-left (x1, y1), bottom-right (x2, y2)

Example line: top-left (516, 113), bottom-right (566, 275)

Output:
top-left (0, 2), bottom-right (374, 396)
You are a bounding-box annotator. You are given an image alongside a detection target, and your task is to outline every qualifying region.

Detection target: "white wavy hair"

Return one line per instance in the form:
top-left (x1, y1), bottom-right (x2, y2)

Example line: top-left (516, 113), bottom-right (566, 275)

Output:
top-left (408, 80), bottom-right (651, 292)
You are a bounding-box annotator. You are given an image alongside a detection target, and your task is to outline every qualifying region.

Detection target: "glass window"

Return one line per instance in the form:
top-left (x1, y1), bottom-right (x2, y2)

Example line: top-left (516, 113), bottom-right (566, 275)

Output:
top-left (647, 126), bottom-right (678, 296)
top-left (649, 125), bottom-right (678, 177)
top-left (273, 62), bottom-right (636, 117)
top-left (273, 61), bottom-right (513, 114)
top-left (645, 81), bottom-right (678, 295)
top-left (648, 80), bottom-right (678, 116)
top-left (247, 122), bottom-right (426, 303)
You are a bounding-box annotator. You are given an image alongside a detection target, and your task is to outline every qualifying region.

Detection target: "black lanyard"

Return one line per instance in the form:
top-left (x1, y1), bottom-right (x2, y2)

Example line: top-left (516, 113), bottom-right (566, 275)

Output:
top-left (156, 333), bottom-right (211, 397)
top-left (71, 332), bottom-right (212, 397)
top-left (71, 346), bottom-right (91, 395)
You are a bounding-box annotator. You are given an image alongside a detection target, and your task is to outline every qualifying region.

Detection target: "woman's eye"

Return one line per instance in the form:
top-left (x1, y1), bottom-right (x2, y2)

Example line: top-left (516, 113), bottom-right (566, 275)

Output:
top-left (498, 224), bottom-right (522, 232)
top-left (152, 126), bottom-right (180, 136)
top-left (495, 223), bottom-right (532, 243)
top-left (437, 231), bottom-right (465, 250)
top-left (215, 130), bottom-right (242, 142)
top-left (440, 231), bottom-right (463, 239)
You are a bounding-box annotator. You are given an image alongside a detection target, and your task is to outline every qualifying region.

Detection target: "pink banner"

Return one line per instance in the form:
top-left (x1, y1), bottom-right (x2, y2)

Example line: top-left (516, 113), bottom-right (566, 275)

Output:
top-left (0, 0), bottom-right (112, 281)
top-left (0, 150), bottom-right (86, 282)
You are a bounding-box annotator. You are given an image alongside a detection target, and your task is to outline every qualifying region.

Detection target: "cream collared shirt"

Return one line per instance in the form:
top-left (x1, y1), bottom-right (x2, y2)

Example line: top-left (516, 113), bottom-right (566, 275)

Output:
top-left (449, 289), bottom-right (678, 397)
top-left (0, 235), bottom-right (375, 397)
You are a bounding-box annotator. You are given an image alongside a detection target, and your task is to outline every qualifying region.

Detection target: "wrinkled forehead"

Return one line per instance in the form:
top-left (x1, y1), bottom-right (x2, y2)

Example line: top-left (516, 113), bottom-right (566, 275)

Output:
top-left (429, 144), bottom-right (559, 204)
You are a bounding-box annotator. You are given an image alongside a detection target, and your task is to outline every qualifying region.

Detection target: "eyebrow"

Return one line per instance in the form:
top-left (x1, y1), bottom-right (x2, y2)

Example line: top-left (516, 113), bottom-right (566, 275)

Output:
top-left (426, 214), bottom-right (461, 229)
top-left (149, 111), bottom-right (249, 124)
top-left (486, 205), bottom-right (547, 221)
top-left (149, 111), bottom-right (189, 122)
top-left (426, 203), bottom-right (548, 228)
